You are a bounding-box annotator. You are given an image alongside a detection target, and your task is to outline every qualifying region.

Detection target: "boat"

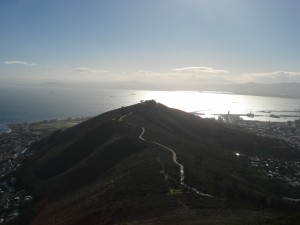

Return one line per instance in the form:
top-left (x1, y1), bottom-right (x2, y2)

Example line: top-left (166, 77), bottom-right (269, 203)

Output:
top-left (270, 114), bottom-right (280, 118)
top-left (260, 110), bottom-right (271, 113)
top-left (247, 110), bottom-right (254, 118)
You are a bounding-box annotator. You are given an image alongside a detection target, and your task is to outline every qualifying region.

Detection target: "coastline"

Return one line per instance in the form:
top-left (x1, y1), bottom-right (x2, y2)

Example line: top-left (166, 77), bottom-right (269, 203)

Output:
top-left (0, 88), bottom-right (300, 135)
top-left (0, 124), bottom-right (11, 134)
top-left (0, 117), bottom-right (90, 136)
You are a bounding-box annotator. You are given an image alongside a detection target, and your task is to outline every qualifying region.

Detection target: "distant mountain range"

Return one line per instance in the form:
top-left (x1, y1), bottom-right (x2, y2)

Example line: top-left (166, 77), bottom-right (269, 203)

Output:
top-left (11, 101), bottom-right (300, 225)
top-left (1, 77), bottom-right (300, 99)
top-left (218, 82), bottom-right (300, 99)
top-left (39, 81), bottom-right (300, 98)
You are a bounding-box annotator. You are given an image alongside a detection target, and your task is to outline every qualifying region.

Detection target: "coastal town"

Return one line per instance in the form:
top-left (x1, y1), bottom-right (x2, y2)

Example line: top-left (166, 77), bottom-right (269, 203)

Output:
top-left (0, 125), bottom-right (37, 223)
top-left (217, 113), bottom-right (300, 148)
top-left (0, 118), bottom-right (87, 223)
top-left (217, 113), bottom-right (300, 192)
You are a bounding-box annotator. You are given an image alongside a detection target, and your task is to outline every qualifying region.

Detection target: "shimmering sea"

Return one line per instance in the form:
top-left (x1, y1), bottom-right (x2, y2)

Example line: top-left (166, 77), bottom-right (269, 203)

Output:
top-left (1, 85), bottom-right (300, 133)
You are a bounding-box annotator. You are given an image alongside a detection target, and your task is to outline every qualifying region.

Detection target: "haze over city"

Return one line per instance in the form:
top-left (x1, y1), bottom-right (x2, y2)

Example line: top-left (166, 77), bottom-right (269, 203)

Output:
top-left (1, 0), bottom-right (300, 87)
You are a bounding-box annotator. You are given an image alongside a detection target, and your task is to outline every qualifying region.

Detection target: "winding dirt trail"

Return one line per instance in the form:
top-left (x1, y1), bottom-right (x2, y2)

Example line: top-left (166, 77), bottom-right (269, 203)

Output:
top-left (139, 127), bottom-right (184, 184)
top-left (119, 112), bottom-right (213, 197)
top-left (118, 112), bottom-right (132, 122)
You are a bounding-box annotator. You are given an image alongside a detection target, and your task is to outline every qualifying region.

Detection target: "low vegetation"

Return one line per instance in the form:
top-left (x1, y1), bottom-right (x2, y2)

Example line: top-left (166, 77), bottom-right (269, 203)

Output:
top-left (9, 101), bottom-right (300, 225)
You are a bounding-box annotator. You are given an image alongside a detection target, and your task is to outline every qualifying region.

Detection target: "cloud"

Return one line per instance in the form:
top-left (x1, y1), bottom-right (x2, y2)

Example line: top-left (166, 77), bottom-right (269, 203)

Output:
top-left (172, 66), bottom-right (229, 74)
top-left (139, 70), bottom-right (178, 76)
top-left (138, 68), bottom-right (233, 80)
top-left (138, 70), bottom-right (191, 79)
top-left (239, 71), bottom-right (300, 83)
top-left (3, 60), bottom-right (36, 66)
top-left (72, 67), bottom-right (108, 74)
top-left (137, 69), bottom-right (230, 85)
top-left (272, 71), bottom-right (299, 79)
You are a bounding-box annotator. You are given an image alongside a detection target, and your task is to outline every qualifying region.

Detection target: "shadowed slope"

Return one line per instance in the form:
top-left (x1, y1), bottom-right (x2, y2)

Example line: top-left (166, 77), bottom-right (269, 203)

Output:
top-left (11, 101), bottom-right (300, 225)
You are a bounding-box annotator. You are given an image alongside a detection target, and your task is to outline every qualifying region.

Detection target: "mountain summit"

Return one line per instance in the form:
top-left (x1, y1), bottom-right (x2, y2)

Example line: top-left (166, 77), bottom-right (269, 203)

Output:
top-left (13, 101), bottom-right (300, 225)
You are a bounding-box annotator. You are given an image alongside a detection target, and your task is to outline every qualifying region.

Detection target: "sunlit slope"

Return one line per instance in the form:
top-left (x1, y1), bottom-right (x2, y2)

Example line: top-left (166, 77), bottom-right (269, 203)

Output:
top-left (13, 101), bottom-right (300, 225)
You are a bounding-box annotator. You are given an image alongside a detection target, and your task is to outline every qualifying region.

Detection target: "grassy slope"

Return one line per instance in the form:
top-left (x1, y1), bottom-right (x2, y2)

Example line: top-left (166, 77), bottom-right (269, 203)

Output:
top-left (125, 103), bottom-right (300, 199)
top-left (12, 101), bottom-right (300, 225)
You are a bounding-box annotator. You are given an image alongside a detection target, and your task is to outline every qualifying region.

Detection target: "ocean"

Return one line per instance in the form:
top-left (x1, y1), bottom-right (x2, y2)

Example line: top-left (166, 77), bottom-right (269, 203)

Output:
top-left (1, 85), bottom-right (300, 134)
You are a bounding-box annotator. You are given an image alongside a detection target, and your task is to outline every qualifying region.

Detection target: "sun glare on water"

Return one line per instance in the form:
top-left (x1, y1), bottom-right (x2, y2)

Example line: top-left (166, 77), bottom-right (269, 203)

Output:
top-left (139, 91), bottom-right (300, 122)
top-left (141, 91), bottom-right (240, 115)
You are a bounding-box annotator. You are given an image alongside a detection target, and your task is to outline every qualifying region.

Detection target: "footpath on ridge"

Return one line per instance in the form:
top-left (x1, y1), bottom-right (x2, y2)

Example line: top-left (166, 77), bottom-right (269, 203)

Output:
top-left (119, 112), bottom-right (213, 197)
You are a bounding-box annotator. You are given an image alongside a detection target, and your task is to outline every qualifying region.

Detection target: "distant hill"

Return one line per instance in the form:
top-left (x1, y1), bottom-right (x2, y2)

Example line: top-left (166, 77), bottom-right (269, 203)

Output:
top-left (11, 101), bottom-right (300, 225)
top-left (2, 78), bottom-right (300, 99)
top-left (220, 82), bottom-right (300, 99)
top-left (39, 81), bottom-right (300, 98)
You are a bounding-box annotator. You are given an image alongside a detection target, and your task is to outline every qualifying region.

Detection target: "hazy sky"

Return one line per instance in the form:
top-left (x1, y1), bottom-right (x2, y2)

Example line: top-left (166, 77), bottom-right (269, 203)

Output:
top-left (1, 0), bottom-right (300, 85)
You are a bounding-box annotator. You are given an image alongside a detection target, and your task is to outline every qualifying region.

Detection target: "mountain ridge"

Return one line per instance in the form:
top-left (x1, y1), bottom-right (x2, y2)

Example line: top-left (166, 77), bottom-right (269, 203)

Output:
top-left (11, 101), bottom-right (300, 225)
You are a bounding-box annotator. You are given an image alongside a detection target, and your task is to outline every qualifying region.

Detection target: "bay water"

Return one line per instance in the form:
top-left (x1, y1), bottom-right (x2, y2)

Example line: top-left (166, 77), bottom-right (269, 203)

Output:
top-left (1, 85), bottom-right (300, 134)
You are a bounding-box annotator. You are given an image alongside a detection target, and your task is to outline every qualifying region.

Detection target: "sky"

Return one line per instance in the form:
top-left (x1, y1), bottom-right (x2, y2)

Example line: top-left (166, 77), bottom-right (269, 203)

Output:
top-left (1, 0), bottom-right (300, 86)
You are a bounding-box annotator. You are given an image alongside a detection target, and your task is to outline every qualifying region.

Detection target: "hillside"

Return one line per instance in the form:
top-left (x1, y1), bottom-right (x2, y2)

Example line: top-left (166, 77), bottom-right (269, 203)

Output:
top-left (11, 101), bottom-right (300, 225)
